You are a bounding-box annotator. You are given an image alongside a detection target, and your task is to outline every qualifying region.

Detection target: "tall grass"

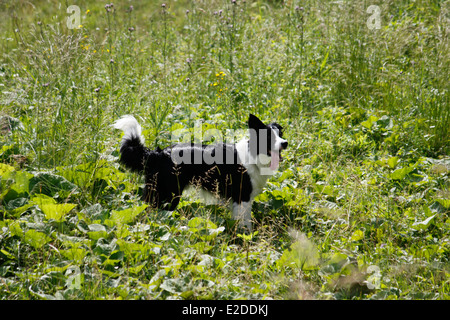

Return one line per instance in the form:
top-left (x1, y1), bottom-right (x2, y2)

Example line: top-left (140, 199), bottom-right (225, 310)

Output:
top-left (1, 0), bottom-right (448, 165)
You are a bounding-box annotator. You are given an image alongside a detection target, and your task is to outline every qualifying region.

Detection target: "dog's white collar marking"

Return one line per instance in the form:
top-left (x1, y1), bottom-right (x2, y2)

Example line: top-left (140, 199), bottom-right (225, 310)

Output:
top-left (236, 139), bottom-right (270, 199)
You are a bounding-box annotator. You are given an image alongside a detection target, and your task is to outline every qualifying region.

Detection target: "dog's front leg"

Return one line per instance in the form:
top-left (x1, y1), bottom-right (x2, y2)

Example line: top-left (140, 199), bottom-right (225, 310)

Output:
top-left (232, 201), bottom-right (253, 233)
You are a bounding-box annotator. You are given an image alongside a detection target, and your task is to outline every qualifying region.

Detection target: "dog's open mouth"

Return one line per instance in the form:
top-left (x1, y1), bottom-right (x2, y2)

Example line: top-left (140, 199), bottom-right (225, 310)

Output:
top-left (268, 150), bottom-right (283, 170)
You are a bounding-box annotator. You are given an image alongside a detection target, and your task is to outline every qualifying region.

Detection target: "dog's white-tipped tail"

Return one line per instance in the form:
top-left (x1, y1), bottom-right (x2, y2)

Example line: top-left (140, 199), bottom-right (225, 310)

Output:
top-left (113, 115), bottom-right (144, 144)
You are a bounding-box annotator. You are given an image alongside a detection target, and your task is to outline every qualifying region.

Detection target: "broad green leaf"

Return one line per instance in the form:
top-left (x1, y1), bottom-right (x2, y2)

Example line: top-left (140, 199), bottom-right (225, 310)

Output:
top-left (351, 229), bottom-right (364, 241)
top-left (390, 166), bottom-right (414, 180)
top-left (361, 115), bottom-right (378, 129)
top-left (387, 156), bottom-right (399, 169)
top-left (1, 170), bottom-right (33, 202)
top-left (41, 203), bottom-right (77, 222)
top-left (128, 263), bottom-right (146, 275)
top-left (87, 224), bottom-right (108, 240)
top-left (110, 204), bottom-right (148, 225)
top-left (277, 235), bottom-right (319, 271)
top-left (188, 217), bottom-right (225, 241)
top-left (412, 214), bottom-right (436, 231)
top-left (24, 229), bottom-right (51, 249)
top-left (319, 253), bottom-right (349, 276)
top-left (436, 198), bottom-right (450, 209)
top-left (5, 198), bottom-right (31, 217)
top-left (0, 163), bottom-right (15, 177)
top-left (160, 278), bottom-right (187, 294)
top-left (117, 239), bottom-right (148, 257)
top-left (57, 160), bottom-right (127, 190)
top-left (8, 221), bottom-right (23, 237)
top-left (29, 172), bottom-right (77, 197)
top-left (31, 194), bottom-right (57, 205)
top-left (188, 217), bottom-right (217, 230)
top-left (61, 248), bottom-right (87, 262)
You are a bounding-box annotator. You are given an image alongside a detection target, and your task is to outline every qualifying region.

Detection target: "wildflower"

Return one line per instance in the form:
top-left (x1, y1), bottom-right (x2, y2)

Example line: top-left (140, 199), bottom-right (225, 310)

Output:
top-left (37, 21), bottom-right (42, 26)
top-left (186, 58), bottom-right (192, 64)
top-left (86, 9), bottom-right (90, 14)
top-left (161, 3), bottom-right (166, 8)
top-left (128, 27), bottom-right (135, 32)
top-left (128, 5), bottom-right (134, 12)
top-left (110, 59), bottom-right (114, 64)
top-left (186, 9), bottom-right (189, 15)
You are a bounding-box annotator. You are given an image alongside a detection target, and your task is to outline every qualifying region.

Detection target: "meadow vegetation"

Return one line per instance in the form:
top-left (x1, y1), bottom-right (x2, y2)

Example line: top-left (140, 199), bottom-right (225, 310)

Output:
top-left (0, 0), bottom-right (449, 299)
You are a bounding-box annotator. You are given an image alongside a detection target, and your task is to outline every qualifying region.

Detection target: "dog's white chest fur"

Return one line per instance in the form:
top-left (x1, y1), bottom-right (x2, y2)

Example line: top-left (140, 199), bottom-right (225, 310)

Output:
top-left (236, 139), bottom-right (270, 198)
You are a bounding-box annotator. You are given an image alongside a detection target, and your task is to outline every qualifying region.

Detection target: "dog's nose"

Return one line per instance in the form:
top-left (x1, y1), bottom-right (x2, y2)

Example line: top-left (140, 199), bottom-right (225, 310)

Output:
top-left (281, 141), bottom-right (288, 150)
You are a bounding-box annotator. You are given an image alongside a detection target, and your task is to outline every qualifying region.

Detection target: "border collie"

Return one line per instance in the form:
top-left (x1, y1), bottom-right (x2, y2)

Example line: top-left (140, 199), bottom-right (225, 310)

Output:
top-left (113, 114), bottom-right (288, 232)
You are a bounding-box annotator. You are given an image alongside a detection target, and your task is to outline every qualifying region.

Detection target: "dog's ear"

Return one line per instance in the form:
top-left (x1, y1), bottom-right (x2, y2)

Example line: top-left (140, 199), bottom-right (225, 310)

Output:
top-left (270, 123), bottom-right (283, 137)
top-left (248, 114), bottom-right (266, 130)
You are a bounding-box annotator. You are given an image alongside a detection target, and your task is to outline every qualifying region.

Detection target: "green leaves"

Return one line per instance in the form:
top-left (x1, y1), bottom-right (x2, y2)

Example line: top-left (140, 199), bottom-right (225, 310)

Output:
top-left (350, 230), bottom-right (365, 242)
top-left (361, 115), bottom-right (379, 130)
top-left (277, 233), bottom-right (319, 271)
top-left (110, 204), bottom-right (148, 225)
top-left (23, 229), bottom-right (51, 249)
top-left (411, 214), bottom-right (436, 231)
top-left (1, 164), bottom-right (33, 203)
top-left (188, 217), bottom-right (225, 241)
top-left (29, 172), bottom-right (78, 198)
top-left (390, 166), bottom-right (415, 180)
top-left (387, 156), bottom-right (399, 169)
top-left (41, 203), bottom-right (77, 222)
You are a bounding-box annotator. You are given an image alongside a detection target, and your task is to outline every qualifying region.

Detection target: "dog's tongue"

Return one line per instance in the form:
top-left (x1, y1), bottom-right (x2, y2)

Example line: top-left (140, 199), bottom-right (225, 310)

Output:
top-left (270, 151), bottom-right (280, 170)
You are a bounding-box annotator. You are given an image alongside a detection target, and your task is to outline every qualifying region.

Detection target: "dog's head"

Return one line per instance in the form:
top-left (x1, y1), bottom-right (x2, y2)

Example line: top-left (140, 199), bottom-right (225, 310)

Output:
top-left (248, 114), bottom-right (288, 171)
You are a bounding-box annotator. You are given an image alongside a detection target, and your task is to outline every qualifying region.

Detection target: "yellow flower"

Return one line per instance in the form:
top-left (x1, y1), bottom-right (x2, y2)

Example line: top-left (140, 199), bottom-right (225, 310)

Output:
top-left (86, 9), bottom-right (90, 14)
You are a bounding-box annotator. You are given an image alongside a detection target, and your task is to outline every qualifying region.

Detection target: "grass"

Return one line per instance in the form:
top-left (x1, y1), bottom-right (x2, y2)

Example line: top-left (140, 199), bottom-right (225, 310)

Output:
top-left (0, 0), bottom-right (449, 300)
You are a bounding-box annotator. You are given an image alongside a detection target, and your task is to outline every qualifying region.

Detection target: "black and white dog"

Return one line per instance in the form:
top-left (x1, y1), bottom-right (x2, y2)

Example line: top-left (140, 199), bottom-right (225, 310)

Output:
top-left (113, 114), bottom-right (288, 232)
